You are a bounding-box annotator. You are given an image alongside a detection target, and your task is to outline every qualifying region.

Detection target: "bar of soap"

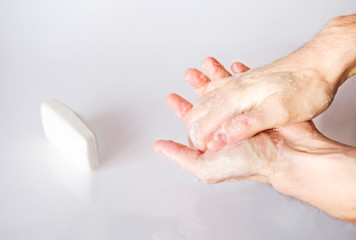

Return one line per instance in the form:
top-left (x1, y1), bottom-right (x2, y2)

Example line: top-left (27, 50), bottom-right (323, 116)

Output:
top-left (41, 100), bottom-right (99, 171)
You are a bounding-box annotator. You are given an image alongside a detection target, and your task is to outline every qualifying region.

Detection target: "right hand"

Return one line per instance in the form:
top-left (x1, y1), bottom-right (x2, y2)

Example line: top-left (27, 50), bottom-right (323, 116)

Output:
top-left (183, 14), bottom-right (356, 152)
top-left (183, 56), bottom-right (337, 151)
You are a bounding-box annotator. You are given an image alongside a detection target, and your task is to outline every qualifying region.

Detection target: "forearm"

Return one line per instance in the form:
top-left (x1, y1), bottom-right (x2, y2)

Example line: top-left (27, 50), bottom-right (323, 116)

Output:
top-left (271, 144), bottom-right (356, 224)
top-left (286, 14), bottom-right (356, 87)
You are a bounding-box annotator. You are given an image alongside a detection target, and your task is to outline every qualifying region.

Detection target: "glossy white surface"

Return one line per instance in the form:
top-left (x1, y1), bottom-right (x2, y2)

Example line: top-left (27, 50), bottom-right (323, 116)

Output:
top-left (1, 0), bottom-right (356, 239)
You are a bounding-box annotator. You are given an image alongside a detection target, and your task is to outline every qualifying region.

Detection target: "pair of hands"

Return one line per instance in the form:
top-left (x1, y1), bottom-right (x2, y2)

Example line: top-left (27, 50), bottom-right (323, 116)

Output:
top-left (154, 56), bottom-right (356, 223)
top-left (154, 57), bottom-right (335, 185)
top-left (154, 14), bottom-right (356, 223)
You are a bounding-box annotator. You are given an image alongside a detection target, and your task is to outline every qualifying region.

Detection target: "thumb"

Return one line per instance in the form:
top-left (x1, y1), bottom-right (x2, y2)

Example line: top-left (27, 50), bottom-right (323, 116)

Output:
top-left (207, 101), bottom-right (288, 151)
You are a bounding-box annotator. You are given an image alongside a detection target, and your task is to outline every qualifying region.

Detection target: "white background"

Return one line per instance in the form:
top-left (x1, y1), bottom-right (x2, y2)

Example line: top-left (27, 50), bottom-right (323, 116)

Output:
top-left (1, 0), bottom-right (356, 239)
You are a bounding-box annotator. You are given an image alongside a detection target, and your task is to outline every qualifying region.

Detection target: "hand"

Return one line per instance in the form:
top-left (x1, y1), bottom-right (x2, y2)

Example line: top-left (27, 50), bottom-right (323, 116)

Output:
top-left (154, 59), bottom-right (356, 224)
top-left (155, 117), bottom-right (356, 223)
top-left (184, 56), bottom-right (336, 151)
top-left (183, 14), bottom-right (356, 152)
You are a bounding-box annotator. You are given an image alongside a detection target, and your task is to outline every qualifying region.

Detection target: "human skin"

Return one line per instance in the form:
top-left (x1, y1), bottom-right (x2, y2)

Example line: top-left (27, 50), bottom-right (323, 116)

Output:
top-left (154, 61), bottom-right (356, 224)
top-left (184, 14), bottom-right (356, 152)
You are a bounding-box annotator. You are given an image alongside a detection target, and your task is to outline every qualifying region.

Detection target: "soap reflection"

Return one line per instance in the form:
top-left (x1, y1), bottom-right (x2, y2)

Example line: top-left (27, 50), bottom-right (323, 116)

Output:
top-left (47, 143), bottom-right (93, 203)
top-left (86, 108), bottom-right (140, 168)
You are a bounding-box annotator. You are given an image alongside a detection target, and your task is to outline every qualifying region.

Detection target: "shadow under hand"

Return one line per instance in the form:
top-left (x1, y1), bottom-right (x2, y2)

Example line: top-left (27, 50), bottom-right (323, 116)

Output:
top-left (315, 75), bottom-right (356, 146)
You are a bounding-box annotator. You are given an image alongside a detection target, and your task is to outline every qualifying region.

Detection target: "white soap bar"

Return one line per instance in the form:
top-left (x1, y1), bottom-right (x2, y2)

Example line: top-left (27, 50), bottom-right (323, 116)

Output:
top-left (41, 100), bottom-right (99, 171)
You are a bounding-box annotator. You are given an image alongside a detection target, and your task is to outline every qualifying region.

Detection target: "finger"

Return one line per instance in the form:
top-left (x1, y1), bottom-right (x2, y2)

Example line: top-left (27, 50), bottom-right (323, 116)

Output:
top-left (184, 89), bottom-right (220, 126)
top-left (200, 61), bottom-right (249, 93)
top-left (165, 94), bottom-right (196, 148)
top-left (206, 112), bottom-right (257, 151)
top-left (207, 99), bottom-right (288, 151)
top-left (200, 61), bottom-right (250, 94)
top-left (231, 62), bottom-right (250, 74)
top-left (184, 68), bottom-right (211, 96)
top-left (202, 57), bottom-right (231, 81)
top-left (187, 97), bottom-right (238, 151)
top-left (206, 128), bottom-right (227, 151)
top-left (166, 93), bottom-right (193, 120)
top-left (153, 140), bottom-right (201, 172)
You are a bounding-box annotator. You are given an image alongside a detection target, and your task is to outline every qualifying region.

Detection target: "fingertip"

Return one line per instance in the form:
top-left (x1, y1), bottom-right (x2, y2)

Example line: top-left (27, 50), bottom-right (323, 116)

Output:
top-left (184, 68), bottom-right (210, 94)
top-left (230, 62), bottom-right (240, 74)
top-left (166, 93), bottom-right (179, 116)
top-left (166, 93), bottom-right (178, 106)
top-left (165, 93), bottom-right (193, 120)
top-left (153, 140), bottom-right (201, 171)
top-left (153, 139), bottom-right (180, 157)
top-left (153, 140), bottom-right (162, 152)
top-left (231, 62), bottom-right (250, 74)
top-left (184, 68), bottom-right (194, 82)
top-left (166, 93), bottom-right (175, 103)
top-left (202, 57), bottom-right (231, 81)
top-left (202, 57), bottom-right (218, 68)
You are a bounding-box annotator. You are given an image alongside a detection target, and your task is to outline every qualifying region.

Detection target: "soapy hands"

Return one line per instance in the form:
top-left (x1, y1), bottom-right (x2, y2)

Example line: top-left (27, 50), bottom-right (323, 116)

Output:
top-left (154, 59), bottom-right (356, 223)
top-left (153, 59), bottom-right (324, 185)
top-left (184, 57), bottom-right (336, 151)
top-left (183, 13), bottom-right (356, 152)
top-left (154, 14), bottom-right (356, 223)
top-left (154, 95), bottom-right (318, 185)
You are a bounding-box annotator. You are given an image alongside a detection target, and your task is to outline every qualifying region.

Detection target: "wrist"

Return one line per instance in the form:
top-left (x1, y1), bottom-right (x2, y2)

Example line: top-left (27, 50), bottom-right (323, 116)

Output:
top-left (293, 15), bottom-right (356, 87)
top-left (271, 142), bottom-right (356, 223)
